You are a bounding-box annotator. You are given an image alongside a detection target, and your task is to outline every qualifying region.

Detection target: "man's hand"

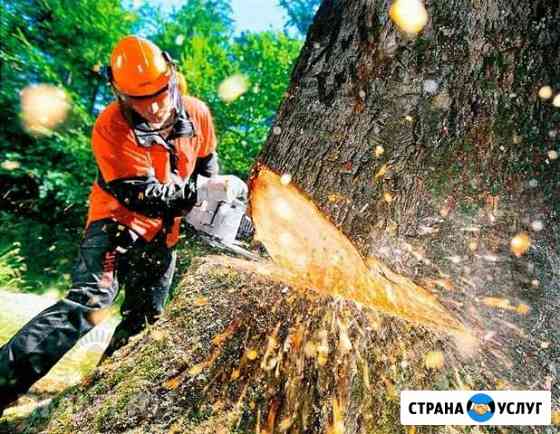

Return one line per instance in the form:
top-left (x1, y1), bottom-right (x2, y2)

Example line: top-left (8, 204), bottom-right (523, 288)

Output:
top-left (196, 175), bottom-right (248, 203)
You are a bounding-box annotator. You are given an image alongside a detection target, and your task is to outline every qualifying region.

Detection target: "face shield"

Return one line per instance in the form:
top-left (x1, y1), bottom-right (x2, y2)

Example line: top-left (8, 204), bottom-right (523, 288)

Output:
top-left (104, 57), bottom-right (196, 146)
top-left (120, 84), bottom-right (174, 127)
top-left (117, 59), bottom-right (179, 129)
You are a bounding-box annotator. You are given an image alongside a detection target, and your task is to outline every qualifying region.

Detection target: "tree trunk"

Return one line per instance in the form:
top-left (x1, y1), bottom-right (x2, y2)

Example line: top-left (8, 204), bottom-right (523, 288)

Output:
top-left (89, 80), bottom-right (100, 116)
top-left (259, 0), bottom-right (559, 255)
top-left (257, 0), bottom-right (560, 419)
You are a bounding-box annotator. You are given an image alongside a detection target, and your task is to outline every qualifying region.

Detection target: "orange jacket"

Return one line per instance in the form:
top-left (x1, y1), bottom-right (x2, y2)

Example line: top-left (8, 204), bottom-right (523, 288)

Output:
top-left (86, 95), bottom-right (217, 247)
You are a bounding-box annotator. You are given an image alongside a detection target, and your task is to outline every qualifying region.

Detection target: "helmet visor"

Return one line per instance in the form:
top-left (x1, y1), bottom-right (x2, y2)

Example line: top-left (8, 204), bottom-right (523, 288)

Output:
top-left (120, 84), bottom-right (174, 126)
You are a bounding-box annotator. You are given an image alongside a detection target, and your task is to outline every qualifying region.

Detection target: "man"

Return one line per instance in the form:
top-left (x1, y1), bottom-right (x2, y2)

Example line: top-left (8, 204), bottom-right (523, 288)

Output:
top-left (0, 35), bottom-right (242, 414)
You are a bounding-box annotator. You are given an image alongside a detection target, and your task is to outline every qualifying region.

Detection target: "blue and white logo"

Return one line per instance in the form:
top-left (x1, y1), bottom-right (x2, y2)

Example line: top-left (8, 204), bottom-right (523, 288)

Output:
top-left (400, 390), bottom-right (551, 425)
top-left (467, 393), bottom-right (495, 422)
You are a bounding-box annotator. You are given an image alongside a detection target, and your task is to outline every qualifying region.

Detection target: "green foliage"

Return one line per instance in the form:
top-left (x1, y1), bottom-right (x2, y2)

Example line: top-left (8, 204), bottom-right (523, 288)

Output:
top-left (0, 242), bottom-right (26, 289)
top-left (0, 0), bottom-right (136, 222)
top-left (153, 1), bottom-right (303, 177)
top-left (0, 211), bottom-right (79, 295)
top-left (211, 31), bottom-right (302, 177)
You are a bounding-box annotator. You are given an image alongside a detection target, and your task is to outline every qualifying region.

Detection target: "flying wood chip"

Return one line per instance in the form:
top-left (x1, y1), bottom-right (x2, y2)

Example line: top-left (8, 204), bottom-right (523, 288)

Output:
top-left (389, 0), bottom-right (429, 35)
top-left (20, 84), bottom-right (70, 135)
top-left (248, 166), bottom-right (469, 337)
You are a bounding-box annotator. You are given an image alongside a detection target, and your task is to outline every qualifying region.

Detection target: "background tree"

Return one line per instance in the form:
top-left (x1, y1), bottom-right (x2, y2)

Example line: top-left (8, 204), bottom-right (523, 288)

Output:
top-left (0, 0), bottom-right (137, 294)
top-left (153, 0), bottom-right (302, 177)
top-left (278, 0), bottom-right (321, 37)
top-left (0, 0), bottom-right (136, 224)
top-left (214, 32), bottom-right (302, 176)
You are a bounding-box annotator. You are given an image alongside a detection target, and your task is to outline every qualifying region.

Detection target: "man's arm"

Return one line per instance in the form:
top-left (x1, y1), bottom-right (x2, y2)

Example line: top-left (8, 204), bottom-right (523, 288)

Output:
top-left (93, 123), bottom-right (198, 218)
top-left (191, 96), bottom-right (219, 178)
top-left (99, 173), bottom-right (198, 218)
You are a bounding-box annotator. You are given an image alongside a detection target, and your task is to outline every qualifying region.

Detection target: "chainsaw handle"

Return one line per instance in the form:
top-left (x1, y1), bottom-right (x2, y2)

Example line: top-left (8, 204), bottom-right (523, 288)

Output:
top-left (196, 175), bottom-right (248, 203)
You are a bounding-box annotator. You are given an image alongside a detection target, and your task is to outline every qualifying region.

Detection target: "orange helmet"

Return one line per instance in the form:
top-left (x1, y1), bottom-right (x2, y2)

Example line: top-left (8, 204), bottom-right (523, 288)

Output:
top-left (110, 35), bottom-right (172, 97)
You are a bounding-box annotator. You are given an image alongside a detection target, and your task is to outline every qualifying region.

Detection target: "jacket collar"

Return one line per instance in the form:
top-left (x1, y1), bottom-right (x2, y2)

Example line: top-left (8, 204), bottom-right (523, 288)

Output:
top-left (119, 100), bottom-right (196, 148)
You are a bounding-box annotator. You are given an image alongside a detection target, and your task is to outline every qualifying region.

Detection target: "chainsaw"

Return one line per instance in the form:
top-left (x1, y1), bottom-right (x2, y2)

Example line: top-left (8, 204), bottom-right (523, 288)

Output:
top-left (184, 175), bottom-right (258, 261)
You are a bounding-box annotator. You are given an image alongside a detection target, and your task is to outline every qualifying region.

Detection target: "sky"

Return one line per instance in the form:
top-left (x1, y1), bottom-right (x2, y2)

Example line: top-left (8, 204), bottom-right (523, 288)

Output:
top-left (230, 0), bottom-right (287, 33)
top-left (148, 0), bottom-right (287, 34)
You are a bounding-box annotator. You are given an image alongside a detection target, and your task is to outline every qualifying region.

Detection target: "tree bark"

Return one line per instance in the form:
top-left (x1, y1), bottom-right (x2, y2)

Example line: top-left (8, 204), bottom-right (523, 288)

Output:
top-left (259, 0), bottom-right (560, 255)
top-left (257, 0), bottom-right (560, 419)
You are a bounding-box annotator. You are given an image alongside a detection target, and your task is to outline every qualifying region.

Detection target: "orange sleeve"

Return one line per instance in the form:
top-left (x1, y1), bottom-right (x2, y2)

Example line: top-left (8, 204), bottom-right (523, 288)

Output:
top-left (196, 102), bottom-right (217, 158)
top-left (92, 118), bottom-right (153, 182)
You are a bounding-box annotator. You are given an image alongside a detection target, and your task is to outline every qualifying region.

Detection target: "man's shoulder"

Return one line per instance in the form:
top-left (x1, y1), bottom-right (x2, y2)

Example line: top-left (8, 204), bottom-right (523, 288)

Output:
top-left (182, 95), bottom-right (211, 117)
top-left (95, 101), bottom-right (130, 130)
top-left (94, 101), bottom-right (132, 141)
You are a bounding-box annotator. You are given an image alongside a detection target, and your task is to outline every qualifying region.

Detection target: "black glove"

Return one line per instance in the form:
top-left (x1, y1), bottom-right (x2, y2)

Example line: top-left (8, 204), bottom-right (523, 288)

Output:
top-left (100, 174), bottom-right (198, 218)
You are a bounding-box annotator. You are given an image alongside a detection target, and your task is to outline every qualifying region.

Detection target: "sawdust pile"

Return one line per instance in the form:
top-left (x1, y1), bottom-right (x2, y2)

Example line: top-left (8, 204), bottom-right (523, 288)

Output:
top-left (20, 256), bottom-right (463, 434)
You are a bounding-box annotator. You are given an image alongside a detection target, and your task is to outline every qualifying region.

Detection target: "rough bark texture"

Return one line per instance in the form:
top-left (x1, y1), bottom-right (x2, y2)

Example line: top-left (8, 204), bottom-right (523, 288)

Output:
top-left (257, 0), bottom-right (560, 423)
top-left (259, 0), bottom-right (559, 254)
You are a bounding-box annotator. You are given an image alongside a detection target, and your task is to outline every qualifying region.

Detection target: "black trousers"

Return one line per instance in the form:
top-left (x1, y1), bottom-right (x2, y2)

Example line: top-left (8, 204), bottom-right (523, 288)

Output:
top-left (0, 219), bottom-right (176, 407)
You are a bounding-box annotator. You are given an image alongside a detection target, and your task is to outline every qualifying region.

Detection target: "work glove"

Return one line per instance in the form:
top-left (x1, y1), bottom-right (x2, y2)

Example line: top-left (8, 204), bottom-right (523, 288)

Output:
top-left (196, 175), bottom-right (248, 203)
